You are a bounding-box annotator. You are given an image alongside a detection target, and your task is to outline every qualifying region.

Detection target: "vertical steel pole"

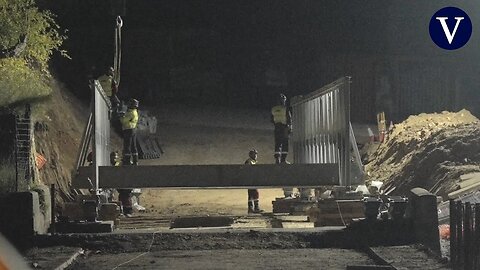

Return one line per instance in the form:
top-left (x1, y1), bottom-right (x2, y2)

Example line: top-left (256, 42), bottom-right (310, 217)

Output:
top-left (345, 77), bottom-right (351, 186)
top-left (92, 81), bottom-right (99, 193)
top-left (474, 203), bottom-right (480, 269)
top-left (50, 184), bottom-right (56, 234)
top-left (457, 201), bottom-right (464, 269)
top-left (465, 202), bottom-right (472, 269)
top-left (450, 199), bottom-right (457, 267)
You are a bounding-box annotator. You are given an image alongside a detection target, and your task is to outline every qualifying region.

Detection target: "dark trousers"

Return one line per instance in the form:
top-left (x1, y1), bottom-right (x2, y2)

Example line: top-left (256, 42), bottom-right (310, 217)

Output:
top-left (118, 189), bottom-right (133, 214)
top-left (274, 124), bottom-right (289, 163)
top-left (248, 189), bottom-right (259, 200)
top-left (123, 128), bottom-right (138, 156)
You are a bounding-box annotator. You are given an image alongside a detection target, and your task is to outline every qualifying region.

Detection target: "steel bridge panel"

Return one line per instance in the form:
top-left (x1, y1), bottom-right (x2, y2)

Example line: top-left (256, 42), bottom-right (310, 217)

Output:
top-left (72, 164), bottom-right (339, 189)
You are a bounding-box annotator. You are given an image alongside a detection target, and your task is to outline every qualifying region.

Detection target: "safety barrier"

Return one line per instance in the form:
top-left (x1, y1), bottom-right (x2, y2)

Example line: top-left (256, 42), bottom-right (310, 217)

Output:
top-left (291, 77), bottom-right (352, 186)
top-left (450, 200), bottom-right (480, 269)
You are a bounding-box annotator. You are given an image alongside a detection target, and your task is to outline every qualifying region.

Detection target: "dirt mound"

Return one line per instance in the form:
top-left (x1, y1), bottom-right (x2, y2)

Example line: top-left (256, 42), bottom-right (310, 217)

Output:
top-left (33, 82), bottom-right (88, 204)
top-left (365, 110), bottom-right (480, 198)
top-left (33, 81), bottom-right (122, 206)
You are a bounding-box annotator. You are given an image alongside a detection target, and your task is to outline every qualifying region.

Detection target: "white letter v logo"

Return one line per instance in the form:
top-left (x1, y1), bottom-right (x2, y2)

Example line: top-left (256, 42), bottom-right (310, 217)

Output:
top-left (436, 17), bottom-right (464, 44)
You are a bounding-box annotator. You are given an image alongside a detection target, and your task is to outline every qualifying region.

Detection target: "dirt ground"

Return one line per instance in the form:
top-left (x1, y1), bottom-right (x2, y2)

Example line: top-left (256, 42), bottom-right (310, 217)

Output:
top-left (69, 249), bottom-right (375, 270)
top-left (137, 105), bottom-right (293, 216)
top-left (365, 110), bottom-right (480, 198)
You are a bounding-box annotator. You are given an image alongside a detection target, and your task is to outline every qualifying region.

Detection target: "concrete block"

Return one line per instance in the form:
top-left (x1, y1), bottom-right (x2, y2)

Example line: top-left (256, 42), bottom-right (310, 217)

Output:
top-left (63, 202), bottom-right (84, 221)
top-left (309, 200), bottom-right (365, 226)
top-left (272, 197), bottom-right (302, 213)
top-left (31, 184), bottom-right (51, 234)
top-left (98, 203), bottom-right (120, 221)
top-left (0, 190), bottom-right (51, 247)
top-left (82, 201), bottom-right (97, 222)
top-left (408, 188), bottom-right (440, 255)
top-left (55, 221), bottom-right (114, 233)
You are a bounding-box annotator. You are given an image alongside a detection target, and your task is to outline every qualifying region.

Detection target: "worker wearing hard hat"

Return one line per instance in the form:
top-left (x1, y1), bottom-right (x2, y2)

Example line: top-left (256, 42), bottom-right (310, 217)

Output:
top-left (245, 149), bottom-right (263, 213)
top-left (271, 93), bottom-right (292, 163)
top-left (97, 66), bottom-right (120, 112)
top-left (120, 98), bottom-right (139, 165)
top-left (271, 93), bottom-right (295, 198)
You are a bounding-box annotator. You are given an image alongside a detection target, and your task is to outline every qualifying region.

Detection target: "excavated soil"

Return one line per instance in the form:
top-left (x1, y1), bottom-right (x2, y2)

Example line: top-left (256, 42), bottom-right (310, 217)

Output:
top-left (365, 109), bottom-right (480, 198)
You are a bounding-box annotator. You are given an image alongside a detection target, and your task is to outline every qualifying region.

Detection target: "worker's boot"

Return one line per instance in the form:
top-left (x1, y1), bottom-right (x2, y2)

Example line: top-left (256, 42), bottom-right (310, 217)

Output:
top-left (253, 200), bottom-right (264, 213)
top-left (119, 189), bottom-right (133, 217)
top-left (132, 153), bottom-right (139, 166)
top-left (283, 188), bottom-right (294, 199)
top-left (274, 154), bottom-right (281, 164)
top-left (248, 200), bottom-right (254, 214)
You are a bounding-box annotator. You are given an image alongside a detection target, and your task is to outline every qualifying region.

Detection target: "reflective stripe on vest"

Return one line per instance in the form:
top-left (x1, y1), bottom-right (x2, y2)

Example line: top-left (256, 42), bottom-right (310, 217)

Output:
top-left (271, 105), bottom-right (287, 124)
top-left (245, 158), bottom-right (256, 165)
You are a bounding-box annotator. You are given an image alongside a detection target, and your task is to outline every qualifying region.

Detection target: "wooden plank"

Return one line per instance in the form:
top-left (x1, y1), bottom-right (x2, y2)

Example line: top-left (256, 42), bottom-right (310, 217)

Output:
top-left (458, 174), bottom-right (480, 189)
top-left (72, 163), bottom-right (339, 189)
top-left (448, 181), bottom-right (480, 199)
top-left (316, 213), bottom-right (365, 219)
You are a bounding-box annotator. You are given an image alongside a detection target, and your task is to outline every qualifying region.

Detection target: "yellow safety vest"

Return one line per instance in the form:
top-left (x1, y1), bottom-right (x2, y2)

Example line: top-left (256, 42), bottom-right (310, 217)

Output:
top-left (245, 158), bottom-right (257, 165)
top-left (97, 74), bottom-right (113, 97)
top-left (120, 109), bottom-right (139, 130)
top-left (271, 105), bottom-right (287, 125)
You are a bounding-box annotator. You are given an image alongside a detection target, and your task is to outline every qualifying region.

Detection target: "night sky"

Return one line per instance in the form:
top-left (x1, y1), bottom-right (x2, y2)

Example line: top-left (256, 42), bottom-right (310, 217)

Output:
top-left (46, 1), bottom-right (480, 122)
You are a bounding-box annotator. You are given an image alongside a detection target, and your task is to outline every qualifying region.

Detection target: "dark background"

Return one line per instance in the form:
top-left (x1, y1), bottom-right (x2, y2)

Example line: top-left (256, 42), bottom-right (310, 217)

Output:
top-left (44, 0), bottom-right (480, 122)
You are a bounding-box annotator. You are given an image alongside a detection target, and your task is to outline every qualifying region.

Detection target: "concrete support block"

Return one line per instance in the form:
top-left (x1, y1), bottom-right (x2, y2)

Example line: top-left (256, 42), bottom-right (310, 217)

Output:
top-left (0, 190), bottom-right (51, 248)
top-left (408, 188), bottom-right (441, 255)
top-left (98, 203), bottom-right (120, 221)
top-left (55, 221), bottom-right (114, 233)
top-left (31, 184), bottom-right (51, 234)
top-left (63, 202), bottom-right (85, 221)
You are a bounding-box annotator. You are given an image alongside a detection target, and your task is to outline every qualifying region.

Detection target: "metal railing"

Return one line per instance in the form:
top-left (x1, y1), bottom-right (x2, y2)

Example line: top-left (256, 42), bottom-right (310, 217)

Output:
top-left (291, 77), bottom-right (352, 186)
top-left (14, 104), bottom-right (32, 191)
top-left (450, 200), bottom-right (480, 269)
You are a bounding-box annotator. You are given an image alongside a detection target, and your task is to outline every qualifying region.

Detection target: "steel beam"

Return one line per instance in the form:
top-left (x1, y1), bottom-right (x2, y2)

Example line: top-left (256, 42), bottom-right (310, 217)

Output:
top-left (72, 164), bottom-right (339, 189)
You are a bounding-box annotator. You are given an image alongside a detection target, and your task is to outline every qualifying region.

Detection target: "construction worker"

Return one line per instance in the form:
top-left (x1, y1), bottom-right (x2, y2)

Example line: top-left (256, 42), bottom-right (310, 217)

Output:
top-left (86, 152), bottom-right (93, 166)
top-left (120, 98), bottom-right (139, 165)
top-left (245, 149), bottom-right (263, 213)
top-left (271, 93), bottom-right (292, 163)
top-left (271, 93), bottom-right (294, 198)
top-left (97, 66), bottom-right (120, 112)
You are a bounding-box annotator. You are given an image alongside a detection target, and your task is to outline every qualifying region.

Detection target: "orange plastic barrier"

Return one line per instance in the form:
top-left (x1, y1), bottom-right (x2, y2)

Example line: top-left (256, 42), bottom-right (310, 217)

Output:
top-left (439, 224), bottom-right (450, 240)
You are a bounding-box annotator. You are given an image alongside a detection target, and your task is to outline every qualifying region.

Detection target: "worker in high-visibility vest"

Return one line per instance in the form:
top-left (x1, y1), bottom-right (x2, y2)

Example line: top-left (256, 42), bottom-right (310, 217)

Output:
top-left (271, 93), bottom-right (292, 163)
top-left (271, 93), bottom-right (294, 198)
top-left (120, 98), bottom-right (139, 165)
top-left (244, 149), bottom-right (263, 213)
